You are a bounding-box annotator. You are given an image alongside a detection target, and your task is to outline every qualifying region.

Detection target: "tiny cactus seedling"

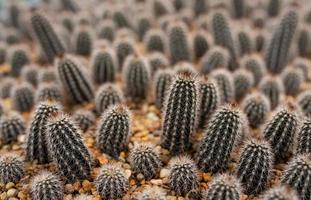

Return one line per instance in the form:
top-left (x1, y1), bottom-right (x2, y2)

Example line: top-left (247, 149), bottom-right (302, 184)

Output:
top-left (298, 90), bottom-right (311, 117)
top-left (144, 29), bottom-right (167, 54)
top-left (297, 119), bottom-right (311, 154)
top-left (263, 107), bottom-right (298, 159)
top-left (47, 115), bottom-right (92, 182)
top-left (21, 65), bottom-right (39, 87)
top-left (263, 185), bottom-right (299, 200)
top-left (240, 54), bottom-right (267, 86)
top-left (96, 105), bottom-right (131, 158)
top-left (193, 31), bottom-right (211, 60)
top-left (95, 84), bottom-right (123, 114)
top-left (26, 102), bottom-right (60, 164)
top-left (0, 113), bottom-right (25, 144)
top-left (91, 49), bottom-right (117, 84)
top-left (114, 38), bottom-right (135, 69)
top-left (211, 69), bottom-right (235, 104)
top-left (242, 92), bottom-right (270, 128)
top-left (204, 174), bottom-right (241, 200)
top-left (36, 83), bottom-right (63, 103)
top-left (139, 186), bottom-right (166, 200)
top-left (74, 28), bottom-right (93, 57)
top-left (0, 78), bottom-right (15, 99)
top-left (129, 143), bottom-right (161, 180)
top-left (259, 76), bottom-right (284, 109)
top-left (236, 139), bottom-right (273, 195)
top-left (233, 69), bottom-right (254, 101)
top-left (267, 0), bottom-right (281, 17)
top-left (154, 69), bottom-right (173, 109)
top-left (265, 10), bottom-right (298, 74)
top-left (95, 163), bottom-right (129, 200)
top-left (31, 13), bottom-right (65, 63)
top-left (10, 48), bottom-right (29, 77)
top-left (57, 56), bottom-right (94, 104)
top-left (197, 105), bottom-right (246, 173)
top-left (200, 46), bottom-right (229, 74)
top-left (161, 73), bottom-right (199, 155)
top-left (31, 171), bottom-right (63, 200)
top-left (168, 156), bottom-right (199, 196)
top-left (73, 109), bottom-right (95, 132)
top-left (281, 154), bottom-right (311, 200)
top-left (38, 68), bottom-right (57, 83)
top-left (148, 52), bottom-right (169, 75)
top-left (12, 83), bottom-right (35, 113)
top-left (123, 55), bottom-right (150, 102)
top-left (0, 154), bottom-right (25, 184)
top-left (168, 21), bottom-right (191, 64)
top-left (281, 67), bottom-right (304, 96)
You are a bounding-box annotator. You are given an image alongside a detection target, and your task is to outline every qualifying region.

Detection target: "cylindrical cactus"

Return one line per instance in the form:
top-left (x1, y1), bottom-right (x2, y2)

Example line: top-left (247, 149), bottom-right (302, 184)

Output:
top-left (168, 156), bottom-right (199, 196)
top-left (259, 76), bottom-right (284, 109)
top-left (12, 83), bottom-right (35, 113)
top-left (95, 163), bottom-right (129, 200)
top-left (211, 69), bottom-right (235, 104)
top-left (144, 29), bottom-right (167, 54)
top-left (236, 29), bottom-right (253, 57)
top-left (298, 90), bottom-right (311, 117)
top-left (95, 84), bottom-right (123, 114)
top-left (129, 143), bottom-right (162, 180)
top-left (0, 78), bottom-right (15, 99)
top-left (267, 0), bottom-right (281, 17)
top-left (281, 67), bottom-right (304, 96)
top-left (148, 52), bottom-right (169, 75)
top-left (73, 109), bottom-right (95, 132)
top-left (153, 69), bottom-right (173, 109)
top-left (114, 38), bottom-right (135, 69)
top-left (232, 0), bottom-right (245, 18)
top-left (98, 20), bottom-right (115, 42)
top-left (233, 69), bottom-right (254, 101)
top-left (161, 73), bottom-right (199, 155)
top-left (240, 54), bottom-right (267, 86)
top-left (137, 15), bottom-right (151, 41)
top-left (263, 185), bottom-right (299, 200)
top-left (0, 113), bottom-right (25, 144)
top-left (197, 105), bottom-right (246, 173)
top-left (21, 65), bottom-right (39, 87)
top-left (153, 0), bottom-right (173, 18)
top-left (38, 68), bottom-right (57, 83)
top-left (31, 171), bottom-right (63, 200)
top-left (96, 105), bottom-right (131, 158)
top-left (113, 9), bottom-right (131, 28)
top-left (200, 46), bottom-right (229, 74)
top-left (10, 48), bottom-right (29, 77)
top-left (0, 153), bottom-right (25, 184)
top-left (193, 31), bottom-right (211, 60)
top-left (293, 58), bottom-right (311, 81)
top-left (296, 119), bottom-right (311, 154)
top-left (47, 115), bottom-right (92, 182)
top-left (298, 28), bottom-right (310, 57)
top-left (36, 83), bottom-right (63, 103)
top-left (74, 28), bottom-right (93, 57)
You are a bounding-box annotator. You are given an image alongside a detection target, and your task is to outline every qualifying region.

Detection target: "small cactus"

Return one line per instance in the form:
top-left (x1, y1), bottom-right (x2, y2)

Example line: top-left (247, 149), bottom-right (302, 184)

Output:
top-left (60, 0), bottom-right (80, 13)
top-left (0, 78), bottom-right (15, 99)
top-left (259, 76), bottom-right (284, 109)
top-left (297, 119), bottom-right (311, 154)
top-left (298, 28), bottom-right (310, 57)
top-left (129, 143), bottom-right (162, 180)
top-left (0, 113), bottom-right (25, 144)
top-left (281, 67), bottom-right (304, 96)
top-left (98, 20), bottom-right (115, 41)
top-left (36, 83), bottom-right (63, 103)
top-left (114, 38), bottom-right (135, 69)
top-left (12, 83), bottom-right (35, 113)
top-left (204, 174), bottom-right (241, 200)
top-left (144, 29), bottom-right (167, 54)
top-left (47, 115), bottom-right (92, 182)
top-left (38, 68), bottom-right (57, 83)
top-left (232, 0), bottom-right (245, 18)
top-left (293, 58), bottom-right (311, 81)
top-left (74, 28), bottom-right (93, 57)
top-left (95, 163), bottom-right (129, 200)
top-left (0, 45), bottom-right (6, 65)
top-left (265, 10), bottom-right (298, 74)
top-left (233, 69), bottom-right (254, 101)
top-left (0, 153), bottom-right (25, 184)
top-left (161, 73), bottom-right (199, 155)
top-left (263, 185), bottom-right (299, 200)
top-left (242, 92), bottom-right (270, 128)
top-left (10, 48), bottom-right (29, 77)
top-left (21, 65), bottom-right (39, 87)
top-left (200, 46), bottom-right (229, 74)
top-left (137, 15), bottom-right (151, 41)
top-left (113, 9), bottom-right (131, 28)
top-left (123, 55), bottom-right (150, 102)
top-left (281, 154), bottom-right (311, 200)
top-left (154, 69), bottom-right (174, 110)
top-left (263, 107), bottom-right (298, 159)
top-left (211, 69), bottom-right (234, 104)
top-left (31, 171), bottom-right (63, 200)
top-left (26, 102), bottom-right (60, 164)
top-left (140, 186), bottom-right (166, 200)
top-left (236, 30), bottom-right (253, 56)
top-left (148, 52), bottom-right (169, 75)
top-left (298, 90), bottom-right (311, 117)
top-left (73, 109), bottom-right (95, 132)
top-left (57, 56), bottom-right (94, 104)
top-left (95, 84), bottom-right (123, 114)
top-left (240, 54), bottom-right (267, 86)
top-left (197, 105), bottom-right (246, 173)
top-left (31, 13), bottom-right (65, 63)
top-left (193, 31), bottom-right (211, 60)
top-left (153, 0), bottom-right (173, 18)
top-left (96, 105), bottom-right (131, 158)
top-left (236, 139), bottom-right (273, 195)
top-left (267, 0), bottom-right (281, 17)
top-left (168, 156), bottom-right (199, 196)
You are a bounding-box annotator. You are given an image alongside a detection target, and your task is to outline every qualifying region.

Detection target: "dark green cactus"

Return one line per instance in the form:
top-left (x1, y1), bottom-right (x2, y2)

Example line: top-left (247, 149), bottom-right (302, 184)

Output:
top-left (233, 69), bottom-right (254, 101)
top-left (73, 109), bottom-right (95, 132)
top-left (298, 90), bottom-right (311, 117)
top-left (154, 69), bottom-right (173, 109)
top-left (0, 153), bottom-right (25, 184)
top-left (144, 29), bottom-right (167, 54)
top-left (0, 113), bottom-right (25, 144)
top-left (12, 83), bottom-right (35, 113)
top-left (10, 48), bottom-right (29, 77)
top-left (298, 28), bottom-right (310, 57)
top-left (297, 118), bottom-right (311, 154)
top-left (259, 76), bottom-right (284, 109)
top-left (95, 83), bottom-right (123, 114)
top-left (200, 46), bottom-right (229, 74)
top-left (113, 9), bottom-right (131, 28)
top-left (74, 28), bottom-right (93, 57)
top-left (237, 30), bottom-right (253, 56)
top-left (21, 66), bottom-right (39, 87)
top-left (36, 83), bottom-right (63, 103)
top-left (211, 69), bottom-right (234, 104)
top-left (98, 20), bottom-right (115, 42)
top-left (241, 54), bottom-right (267, 86)
top-left (114, 38), bottom-right (135, 69)
top-left (193, 31), bottom-right (211, 60)
top-left (0, 78), bottom-right (15, 99)
top-left (232, 0), bottom-right (245, 18)
top-left (193, 0), bottom-right (208, 17)
top-left (282, 67), bottom-right (304, 96)
top-left (148, 52), bottom-right (169, 76)
top-left (137, 15), bottom-right (151, 41)
top-left (267, 0), bottom-right (281, 17)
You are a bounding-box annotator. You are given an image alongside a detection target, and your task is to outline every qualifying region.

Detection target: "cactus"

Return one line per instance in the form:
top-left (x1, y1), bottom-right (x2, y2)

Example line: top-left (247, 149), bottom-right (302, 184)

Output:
top-left (0, 113), bottom-right (25, 144)
top-left (211, 69), bottom-right (234, 104)
top-left (211, 11), bottom-right (239, 71)
top-left (95, 163), bottom-right (129, 200)
top-left (0, 45), bottom-right (7, 65)
top-left (173, 0), bottom-right (184, 11)
top-left (60, 0), bottom-right (80, 13)
top-left (0, 78), bottom-right (15, 99)
top-left (237, 30), bottom-right (253, 56)
top-left (47, 115), bottom-right (92, 182)
top-left (98, 20), bottom-right (115, 41)
top-left (114, 38), bottom-right (135, 69)
top-left (168, 21), bottom-right (191, 64)
top-left (168, 156), bottom-right (199, 196)
top-left (148, 52), bottom-right (169, 75)
top-left (36, 84), bottom-right (63, 103)
top-left (267, 0), bottom-right (281, 17)
top-left (113, 9), bottom-right (131, 28)
top-left (57, 56), bottom-right (94, 104)
top-left (242, 92), bottom-right (270, 128)
top-left (38, 68), bottom-right (57, 83)
top-left (31, 13), bottom-right (65, 63)
top-left (96, 105), bottom-right (131, 158)
top-left (281, 154), bottom-right (311, 200)
top-left (197, 78), bottom-right (219, 129)
top-left (31, 171), bottom-right (63, 200)
top-left (265, 10), bottom-right (298, 74)
top-left (281, 67), bottom-right (304, 96)
top-left (240, 55), bottom-right (267, 86)
top-left (21, 66), bottom-right (39, 87)
top-left (259, 76), bottom-right (284, 109)
top-left (12, 83), bottom-right (35, 113)
top-left (137, 15), bottom-right (151, 41)
top-left (297, 119), bottom-right (311, 154)
top-left (233, 69), bottom-right (254, 101)
top-left (236, 139), bottom-right (273, 195)
top-left (153, 0), bottom-right (173, 18)
top-left (129, 143), bottom-right (161, 180)
top-left (26, 102), bottom-right (60, 164)
top-left (298, 28), bottom-right (310, 57)
top-left (298, 90), bottom-right (311, 117)
top-left (204, 174), bottom-right (241, 200)
top-left (61, 15), bottom-right (75, 33)
top-left (95, 84), bottom-right (123, 114)
top-left (255, 31), bottom-right (267, 52)
top-left (263, 185), bottom-right (299, 200)
top-left (293, 58), bottom-right (311, 81)
top-left (197, 105), bottom-right (246, 173)
top-left (74, 28), bottom-right (93, 57)
top-left (10, 48), bottom-right (29, 77)
top-left (73, 109), bottom-right (95, 132)
top-left (154, 69), bottom-right (173, 109)
top-left (0, 154), bottom-right (25, 184)
top-left (140, 186), bottom-right (166, 200)
top-left (263, 107), bottom-right (298, 159)
top-left (193, 31), bottom-right (211, 60)
top-left (200, 46), bottom-right (229, 74)
top-left (232, 0), bottom-right (245, 18)
top-left (252, 10), bottom-right (266, 29)
top-left (144, 29), bottom-right (167, 54)
top-left (8, 3), bottom-right (20, 28)
top-left (161, 73), bottom-right (199, 155)
top-left (123, 55), bottom-right (150, 102)
top-left (91, 49), bottom-right (117, 84)
top-left (193, 0), bottom-right (208, 17)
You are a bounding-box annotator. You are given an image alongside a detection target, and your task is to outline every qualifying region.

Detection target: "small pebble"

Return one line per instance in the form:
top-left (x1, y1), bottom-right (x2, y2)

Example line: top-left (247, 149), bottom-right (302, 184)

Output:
top-left (7, 188), bottom-right (17, 197)
top-left (137, 173), bottom-right (144, 181)
top-left (125, 169), bottom-right (132, 179)
top-left (160, 168), bottom-right (170, 178)
top-left (150, 179), bottom-right (162, 185)
top-left (5, 182), bottom-right (15, 190)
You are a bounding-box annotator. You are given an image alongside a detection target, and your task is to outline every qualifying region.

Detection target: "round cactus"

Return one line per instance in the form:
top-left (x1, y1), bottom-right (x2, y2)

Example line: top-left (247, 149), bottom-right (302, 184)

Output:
top-left (36, 83), bottom-right (63, 103)
top-left (148, 52), bottom-right (169, 76)
top-left (98, 20), bottom-right (115, 41)
top-left (95, 84), bottom-right (123, 114)
top-left (74, 28), bottom-right (93, 57)
top-left (281, 67), bottom-right (304, 96)
top-left (200, 46), bottom-right (229, 74)
top-left (0, 153), bottom-right (25, 184)
top-left (144, 29), bottom-right (167, 54)
top-left (298, 90), bottom-right (311, 117)
top-left (21, 65), bottom-right (39, 87)
top-left (11, 83), bottom-right (35, 113)
top-left (0, 113), bottom-right (25, 144)
top-left (73, 109), bottom-right (95, 132)
top-left (0, 78), bottom-right (15, 99)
